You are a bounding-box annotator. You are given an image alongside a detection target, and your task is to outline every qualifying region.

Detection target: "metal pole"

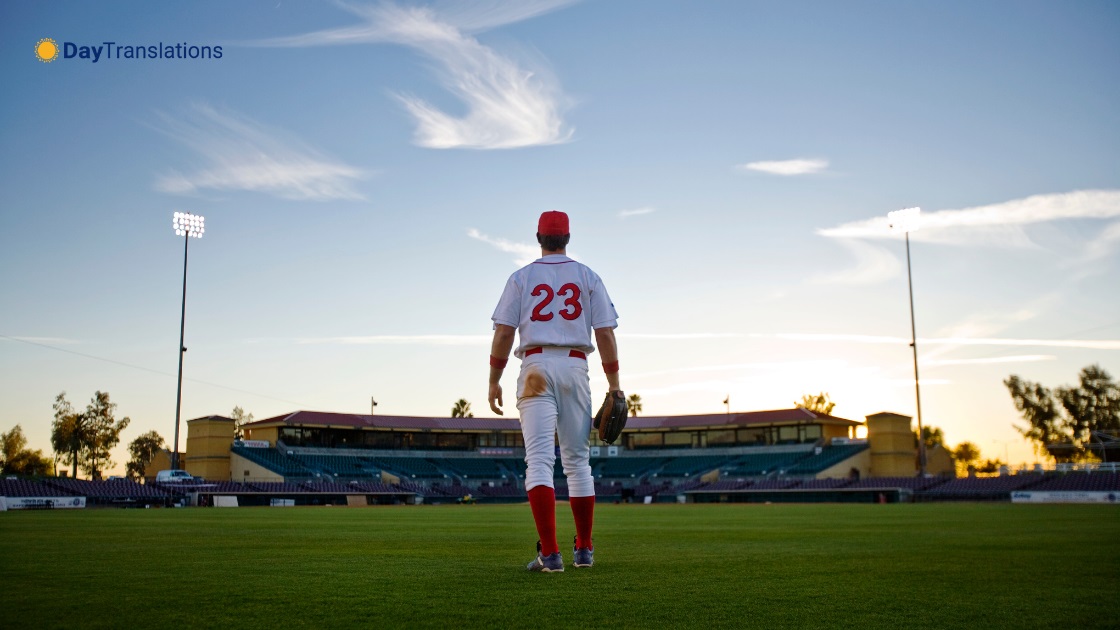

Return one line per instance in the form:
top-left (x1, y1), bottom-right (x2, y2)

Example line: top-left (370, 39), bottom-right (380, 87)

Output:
top-left (173, 233), bottom-right (189, 470)
top-left (905, 232), bottom-right (928, 476)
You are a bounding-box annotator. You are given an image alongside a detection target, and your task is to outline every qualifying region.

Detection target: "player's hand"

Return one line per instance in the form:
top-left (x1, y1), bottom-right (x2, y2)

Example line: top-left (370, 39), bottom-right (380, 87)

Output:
top-left (488, 382), bottom-right (504, 415)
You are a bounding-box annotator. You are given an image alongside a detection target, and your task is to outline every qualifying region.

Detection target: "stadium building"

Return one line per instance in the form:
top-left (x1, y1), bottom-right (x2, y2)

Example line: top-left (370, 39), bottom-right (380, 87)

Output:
top-left (5, 407), bottom-right (1119, 509)
top-left (136, 407), bottom-right (954, 504)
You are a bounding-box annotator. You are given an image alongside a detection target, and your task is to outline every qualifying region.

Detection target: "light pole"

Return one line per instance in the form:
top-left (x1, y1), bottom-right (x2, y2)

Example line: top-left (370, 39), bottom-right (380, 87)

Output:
top-left (888, 207), bottom-right (927, 476)
top-left (172, 211), bottom-right (204, 470)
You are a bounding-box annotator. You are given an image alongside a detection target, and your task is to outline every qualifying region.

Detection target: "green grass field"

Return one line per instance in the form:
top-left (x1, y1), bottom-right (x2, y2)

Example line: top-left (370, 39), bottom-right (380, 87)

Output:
top-left (2, 503), bottom-right (1118, 629)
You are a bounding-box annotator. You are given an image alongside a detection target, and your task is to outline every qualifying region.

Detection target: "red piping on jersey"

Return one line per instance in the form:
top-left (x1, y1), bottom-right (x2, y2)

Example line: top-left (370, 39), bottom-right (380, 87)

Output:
top-left (525, 347), bottom-right (586, 360)
top-left (532, 260), bottom-right (576, 265)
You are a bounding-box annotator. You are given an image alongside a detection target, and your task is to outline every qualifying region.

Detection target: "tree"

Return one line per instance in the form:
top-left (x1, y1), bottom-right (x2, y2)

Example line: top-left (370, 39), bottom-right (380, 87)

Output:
top-left (50, 391), bottom-right (130, 479)
top-left (1055, 365), bottom-right (1120, 447)
top-left (51, 392), bottom-right (89, 478)
top-left (230, 406), bottom-right (254, 440)
top-left (1006, 365), bottom-right (1120, 462)
top-left (126, 431), bottom-right (166, 480)
top-left (1, 425), bottom-right (53, 476)
top-left (796, 392), bottom-right (835, 415)
top-left (914, 426), bottom-right (945, 449)
top-left (953, 442), bottom-right (981, 477)
top-left (82, 391), bottom-right (130, 479)
top-left (627, 394), bottom-right (643, 417)
top-left (975, 458), bottom-right (1004, 474)
top-left (451, 399), bottom-right (474, 418)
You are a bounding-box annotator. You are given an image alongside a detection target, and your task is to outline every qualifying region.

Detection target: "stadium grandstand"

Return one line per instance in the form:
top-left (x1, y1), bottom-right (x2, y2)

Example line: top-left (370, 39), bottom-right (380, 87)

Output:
top-left (4, 409), bottom-right (1118, 509)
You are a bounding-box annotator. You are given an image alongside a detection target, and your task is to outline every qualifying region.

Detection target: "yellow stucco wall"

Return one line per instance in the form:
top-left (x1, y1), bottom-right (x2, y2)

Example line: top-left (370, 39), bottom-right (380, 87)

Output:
top-left (243, 426), bottom-right (279, 445)
top-left (866, 412), bottom-right (917, 477)
top-left (185, 417), bottom-right (235, 481)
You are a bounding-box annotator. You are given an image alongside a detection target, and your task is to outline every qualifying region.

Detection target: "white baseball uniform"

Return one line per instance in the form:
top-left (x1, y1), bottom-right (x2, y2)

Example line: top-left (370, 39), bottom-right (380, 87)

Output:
top-left (491, 254), bottom-right (618, 497)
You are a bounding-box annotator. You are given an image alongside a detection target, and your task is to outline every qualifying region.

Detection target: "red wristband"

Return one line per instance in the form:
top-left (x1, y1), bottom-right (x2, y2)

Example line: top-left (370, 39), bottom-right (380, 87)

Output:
top-left (602, 360), bottom-right (619, 374)
top-left (490, 355), bottom-right (508, 369)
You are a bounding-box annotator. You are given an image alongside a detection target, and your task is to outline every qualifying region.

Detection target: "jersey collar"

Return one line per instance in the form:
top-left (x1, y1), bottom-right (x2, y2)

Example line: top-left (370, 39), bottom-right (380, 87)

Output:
top-left (534, 254), bottom-right (573, 264)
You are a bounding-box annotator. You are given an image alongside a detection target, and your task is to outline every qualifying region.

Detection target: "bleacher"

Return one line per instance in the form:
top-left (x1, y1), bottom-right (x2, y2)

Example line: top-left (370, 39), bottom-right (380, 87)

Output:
top-left (293, 454), bottom-right (380, 479)
top-left (592, 457), bottom-right (666, 479)
top-left (1027, 472), bottom-right (1120, 492)
top-left (0, 478), bottom-right (70, 497)
top-left (375, 457), bottom-right (447, 479)
top-left (784, 444), bottom-right (869, 475)
top-left (921, 474), bottom-right (1045, 500)
top-left (722, 451), bottom-right (807, 476)
top-left (49, 478), bottom-right (168, 500)
top-left (438, 458), bottom-right (507, 479)
top-left (231, 446), bottom-right (313, 477)
top-left (653, 455), bottom-right (731, 478)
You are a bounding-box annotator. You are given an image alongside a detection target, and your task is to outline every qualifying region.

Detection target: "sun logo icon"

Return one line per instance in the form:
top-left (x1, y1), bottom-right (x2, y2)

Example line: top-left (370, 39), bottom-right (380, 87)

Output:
top-left (35, 38), bottom-right (59, 63)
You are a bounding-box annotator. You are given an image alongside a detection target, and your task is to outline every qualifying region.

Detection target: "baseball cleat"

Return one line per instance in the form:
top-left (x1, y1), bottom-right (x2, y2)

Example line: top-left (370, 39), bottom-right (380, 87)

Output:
top-left (527, 541), bottom-right (564, 572)
top-left (573, 536), bottom-right (594, 568)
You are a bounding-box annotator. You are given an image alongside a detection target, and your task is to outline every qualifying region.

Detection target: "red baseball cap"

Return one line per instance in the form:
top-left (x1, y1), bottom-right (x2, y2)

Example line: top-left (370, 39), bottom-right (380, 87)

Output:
top-left (538, 210), bottom-right (569, 236)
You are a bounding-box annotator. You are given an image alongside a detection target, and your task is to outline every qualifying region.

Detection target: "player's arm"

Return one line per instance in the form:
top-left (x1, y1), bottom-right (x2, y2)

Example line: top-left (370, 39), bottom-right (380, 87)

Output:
top-left (488, 324), bottom-right (516, 415)
top-left (594, 326), bottom-right (620, 392)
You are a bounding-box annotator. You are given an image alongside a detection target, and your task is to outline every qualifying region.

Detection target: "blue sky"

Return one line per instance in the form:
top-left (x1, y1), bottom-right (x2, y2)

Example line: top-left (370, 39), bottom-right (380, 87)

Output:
top-left (2, 1), bottom-right (1118, 473)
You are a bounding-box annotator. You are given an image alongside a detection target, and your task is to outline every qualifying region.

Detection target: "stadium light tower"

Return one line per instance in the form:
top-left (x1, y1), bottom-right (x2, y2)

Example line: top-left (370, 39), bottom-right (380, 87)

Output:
top-left (172, 212), bottom-right (205, 470)
top-left (888, 207), bottom-right (927, 477)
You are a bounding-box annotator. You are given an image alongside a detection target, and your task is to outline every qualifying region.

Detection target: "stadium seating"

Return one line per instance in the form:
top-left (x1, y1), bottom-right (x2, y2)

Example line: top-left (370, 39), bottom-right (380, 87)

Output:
top-left (592, 457), bottom-right (666, 479)
top-left (722, 452), bottom-right (807, 476)
top-left (1027, 472), bottom-right (1120, 492)
top-left (653, 455), bottom-right (732, 478)
top-left (847, 476), bottom-right (948, 491)
top-left (438, 458), bottom-right (507, 479)
top-left (922, 474), bottom-right (1045, 500)
top-left (0, 479), bottom-right (70, 497)
top-left (292, 454), bottom-right (381, 479)
top-left (783, 444), bottom-right (869, 475)
top-left (231, 446), bottom-right (313, 477)
top-left (372, 457), bottom-right (447, 479)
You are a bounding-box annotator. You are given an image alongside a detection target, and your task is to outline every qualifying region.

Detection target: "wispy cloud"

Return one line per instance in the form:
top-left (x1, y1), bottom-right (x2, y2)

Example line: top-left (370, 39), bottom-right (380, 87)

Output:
top-left (739, 158), bottom-right (828, 176)
top-left (467, 228), bottom-right (539, 266)
top-left (153, 103), bottom-right (366, 201)
top-left (622, 333), bottom-right (743, 340)
top-left (810, 238), bottom-right (902, 285)
top-left (252, 1), bottom-right (575, 149)
top-left (818, 190), bottom-right (1120, 246)
top-left (922, 355), bottom-right (1055, 367)
top-left (619, 207), bottom-right (655, 219)
top-left (1071, 220), bottom-right (1120, 269)
top-left (749, 332), bottom-right (1120, 350)
top-left (296, 334), bottom-right (489, 346)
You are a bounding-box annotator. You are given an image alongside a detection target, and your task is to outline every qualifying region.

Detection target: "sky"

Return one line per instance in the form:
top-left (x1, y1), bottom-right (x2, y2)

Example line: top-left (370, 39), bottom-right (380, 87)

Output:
top-left (2, 0), bottom-right (1118, 475)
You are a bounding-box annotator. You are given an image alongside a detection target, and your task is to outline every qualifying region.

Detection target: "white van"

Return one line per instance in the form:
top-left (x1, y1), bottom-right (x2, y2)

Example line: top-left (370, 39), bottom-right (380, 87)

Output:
top-left (156, 469), bottom-right (195, 483)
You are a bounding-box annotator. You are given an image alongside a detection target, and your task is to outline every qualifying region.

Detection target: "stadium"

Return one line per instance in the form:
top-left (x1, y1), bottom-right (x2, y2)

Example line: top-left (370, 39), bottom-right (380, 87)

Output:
top-left (4, 407), bottom-right (1116, 510)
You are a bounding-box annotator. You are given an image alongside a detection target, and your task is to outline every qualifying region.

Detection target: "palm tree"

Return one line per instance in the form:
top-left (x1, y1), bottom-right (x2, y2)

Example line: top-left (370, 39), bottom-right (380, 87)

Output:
top-left (626, 394), bottom-right (643, 417)
top-left (451, 399), bottom-right (474, 418)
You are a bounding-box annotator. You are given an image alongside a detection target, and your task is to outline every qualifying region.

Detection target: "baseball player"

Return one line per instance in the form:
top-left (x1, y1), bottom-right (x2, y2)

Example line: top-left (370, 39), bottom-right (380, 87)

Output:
top-left (488, 210), bottom-right (621, 572)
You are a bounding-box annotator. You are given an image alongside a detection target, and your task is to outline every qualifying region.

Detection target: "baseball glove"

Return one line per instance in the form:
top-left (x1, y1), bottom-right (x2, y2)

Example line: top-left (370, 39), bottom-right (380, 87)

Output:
top-left (594, 390), bottom-right (628, 444)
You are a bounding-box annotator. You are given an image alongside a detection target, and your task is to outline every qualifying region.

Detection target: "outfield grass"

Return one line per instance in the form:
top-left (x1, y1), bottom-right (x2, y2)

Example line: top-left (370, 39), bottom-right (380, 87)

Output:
top-left (1, 503), bottom-right (1117, 629)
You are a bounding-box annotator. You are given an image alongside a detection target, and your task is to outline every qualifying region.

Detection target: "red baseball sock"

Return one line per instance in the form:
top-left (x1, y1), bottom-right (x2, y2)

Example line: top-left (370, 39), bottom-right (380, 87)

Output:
top-left (570, 495), bottom-right (595, 549)
top-left (527, 486), bottom-right (558, 556)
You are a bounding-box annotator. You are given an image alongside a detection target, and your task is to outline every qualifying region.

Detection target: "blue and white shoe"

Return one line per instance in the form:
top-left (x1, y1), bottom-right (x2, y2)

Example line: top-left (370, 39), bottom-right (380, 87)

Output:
top-left (573, 536), bottom-right (594, 568)
top-left (527, 541), bottom-right (564, 572)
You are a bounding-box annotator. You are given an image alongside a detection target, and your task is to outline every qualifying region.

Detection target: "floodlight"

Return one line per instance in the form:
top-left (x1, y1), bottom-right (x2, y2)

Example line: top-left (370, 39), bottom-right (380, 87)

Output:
top-left (170, 211), bottom-right (208, 469)
top-left (887, 207), bottom-right (921, 232)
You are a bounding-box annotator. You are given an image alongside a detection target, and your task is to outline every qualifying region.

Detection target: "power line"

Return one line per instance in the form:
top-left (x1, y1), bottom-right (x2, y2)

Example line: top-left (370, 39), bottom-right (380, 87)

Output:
top-left (0, 334), bottom-right (312, 408)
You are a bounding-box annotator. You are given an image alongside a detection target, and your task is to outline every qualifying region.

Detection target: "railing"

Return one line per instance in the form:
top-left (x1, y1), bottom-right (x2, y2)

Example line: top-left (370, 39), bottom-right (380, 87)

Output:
top-left (971, 461), bottom-right (1120, 477)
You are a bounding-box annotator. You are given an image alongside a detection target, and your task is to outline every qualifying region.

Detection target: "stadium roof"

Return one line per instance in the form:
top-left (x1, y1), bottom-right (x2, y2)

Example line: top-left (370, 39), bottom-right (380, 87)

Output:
top-left (241, 407), bottom-right (860, 432)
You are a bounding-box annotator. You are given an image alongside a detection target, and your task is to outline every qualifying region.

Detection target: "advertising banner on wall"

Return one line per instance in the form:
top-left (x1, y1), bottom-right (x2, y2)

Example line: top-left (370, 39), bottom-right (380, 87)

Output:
top-left (1011, 491), bottom-right (1118, 504)
top-left (0, 496), bottom-right (86, 510)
